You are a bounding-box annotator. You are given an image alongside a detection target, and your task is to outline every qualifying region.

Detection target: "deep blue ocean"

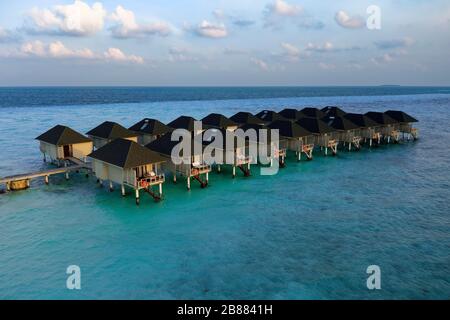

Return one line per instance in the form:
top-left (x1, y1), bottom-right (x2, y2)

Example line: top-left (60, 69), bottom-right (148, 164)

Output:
top-left (0, 87), bottom-right (449, 299)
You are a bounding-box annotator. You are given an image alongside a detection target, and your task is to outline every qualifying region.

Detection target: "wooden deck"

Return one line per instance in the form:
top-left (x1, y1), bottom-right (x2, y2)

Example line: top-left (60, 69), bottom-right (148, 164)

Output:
top-left (0, 158), bottom-right (91, 187)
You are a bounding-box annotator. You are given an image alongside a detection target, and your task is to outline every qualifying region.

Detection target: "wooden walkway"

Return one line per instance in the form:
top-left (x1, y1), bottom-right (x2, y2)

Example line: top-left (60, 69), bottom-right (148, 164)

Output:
top-left (0, 158), bottom-right (91, 187)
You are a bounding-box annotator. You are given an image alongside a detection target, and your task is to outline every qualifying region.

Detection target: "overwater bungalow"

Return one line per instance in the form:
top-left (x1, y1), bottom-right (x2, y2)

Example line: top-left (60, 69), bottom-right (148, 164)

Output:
top-left (299, 107), bottom-right (326, 119)
top-left (167, 115), bottom-right (211, 135)
top-left (230, 112), bottom-right (266, 126)
top-left (321, 106), bottom-right (347, 119)
top-left (203, 128), bottom-right (251, 177)
top-left (255, 110), bottom-right (289, 124)
top-left (278, 108), bottom-right (304, 121)
top-left (325, 117), bottom-right (362, 151)
top-left (343, 113), bottom-right (381, 147)
top-left (365, 112), bottom-right (399, 143)
top-left (268, 120), bottom-right (315, 161)
top-left (146, 133), bottom-right (211, 190)
top-left (238, 123), bottom-right (287, 166)
top-left (128, 118), bottom-right (173, 145)
top-left (385, 110), bottom-right (418, 140)
top-left (88, 138), bottom-right (166, 205)
top-left (86, 121), bottom-right (138, 149)
top-left (36, 125), bottom-right (93, 164)
top-left (201, 113), bottom-right (239, 131)
top-left (296, 117), bottom-right (338, 155)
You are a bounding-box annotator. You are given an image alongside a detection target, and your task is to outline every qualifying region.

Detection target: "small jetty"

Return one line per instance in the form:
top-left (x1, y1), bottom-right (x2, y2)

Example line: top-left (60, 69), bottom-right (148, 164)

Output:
top-left (0, 106), bottom-right (419, 205)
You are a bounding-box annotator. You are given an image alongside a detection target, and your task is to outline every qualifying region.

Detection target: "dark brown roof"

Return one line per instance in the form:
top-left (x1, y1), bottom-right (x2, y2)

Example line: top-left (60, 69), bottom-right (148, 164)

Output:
top-left (201, 113), bottom-right (238, 129)
top-left (385, 110), bottom-right (418, 123)
top-left (167, 116), bottom-right (213, 131)
top-left (129, 118), bottom-right (173, 136)
top-left (203, 128), bottom-right (250, 150)
top-left (299, 107), bottom-right (326, 118)
top-left (36, 125), bottom-right (92, 146)
top-left (146, 132), bottom-right (206, 157)
top-left (268, 120), bottom-right (312, 138)
top-left (255, 110), bottom-right (288, 123)
top-left (343, 113), bottom-right (380, 128)
top-left (278, 108), bottom-right (304, 121)
top-left (86, 121), bottom-right (137, 139)
top-left (365, 112), bottom-right (398, 125)
top-left (325, 116), bottom-right (359, 131)
top-left (296, 117), bottom-right (335, 134)
top-left (88, 138), bottom-right (165, 169)
top-left (321, 106), bottom-right (347, 118)
top-left (230, 112), bottom-right (265, 125)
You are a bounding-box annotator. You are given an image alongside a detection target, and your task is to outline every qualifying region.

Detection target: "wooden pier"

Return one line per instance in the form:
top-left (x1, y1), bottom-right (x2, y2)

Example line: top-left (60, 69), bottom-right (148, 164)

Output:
top-left (0, 158), bottom-right (90, 192)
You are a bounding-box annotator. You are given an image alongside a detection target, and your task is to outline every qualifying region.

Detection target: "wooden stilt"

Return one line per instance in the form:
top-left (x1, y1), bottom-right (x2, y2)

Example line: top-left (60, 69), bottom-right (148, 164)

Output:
top-left (325, 147), bottom-right (328, 156)
top-left (65, 172), bottom-right (69, 180)
top-left (217, 165), bottom-right (221, 173)
top-left (173, 172), bottom-right (177, 183)
top-left (159, 183), bottom-right (163, 195)
top-left (187, 176), bottom-right (191, 190)
top-left (121, 184), bottom-right (125, 196)
top-left (206, 172), bottom-right (209, 183)
top-left (135, 189), bottom-right (140, 205)
top-left (26, 179), bottom-right (30, 188)
top-left (45, 175), bottom-right (49, 185)
top-left (232, 166), bottom-right (236, 178)
top-left (109, 181), bottom-right (113, 192)
top-left (6, 182), bottom-right (10, 192)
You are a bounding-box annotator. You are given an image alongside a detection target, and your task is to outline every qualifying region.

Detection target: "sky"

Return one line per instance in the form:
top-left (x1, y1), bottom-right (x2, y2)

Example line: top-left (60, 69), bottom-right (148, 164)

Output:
top-left (0, 0), bottom-right (449, 86)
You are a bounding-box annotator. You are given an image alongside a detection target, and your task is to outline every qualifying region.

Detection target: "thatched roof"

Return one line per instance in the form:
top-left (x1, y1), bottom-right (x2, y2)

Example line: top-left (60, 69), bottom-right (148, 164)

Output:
top-left (237, 123), bottom-right (282, 143)
top-left (299, 107), bottom-right (326, 118)
top-left (88, 138), bottom-right (165, 169)
top-left (326, 116), bottom-right (359, 131)
top-left (86, 121), bottom-right (137, 140)
top-left (255, 110), bottom-right (288, 123)
top-left (36, 125), bottom-right (92, 146)
top-left (268, 120), bottom-right (312, 138)
top-left (296, 117), bottom-right (334, 134)
top-left (343, 113), bottom-right (379, 128)
top-left (385, 110), bottom-right (418, 123)
top-left (365, 112), bottom-right (398, 125)
top-left (230, 112), bottom-right (265, 125)
top-left (278, 108), bottom-right (304, 121)
top-left (129, 118), bottom-right (172, 136)
top-left (202, 113), bottom-right (238, 129)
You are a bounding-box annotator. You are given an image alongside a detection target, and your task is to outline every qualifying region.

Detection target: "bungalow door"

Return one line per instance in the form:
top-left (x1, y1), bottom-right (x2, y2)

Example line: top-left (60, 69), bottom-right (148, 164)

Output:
top-left (63, 145), bottom-right (72, 158)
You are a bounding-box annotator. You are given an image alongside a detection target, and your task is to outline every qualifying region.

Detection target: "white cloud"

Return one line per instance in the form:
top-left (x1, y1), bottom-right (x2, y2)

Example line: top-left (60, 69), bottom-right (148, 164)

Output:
top-left (103, 48), bottom-right (144, 64)
top-left (48, 41), bottom-right (95, 59)
top-left (250, 57), bottom-right (269, 71)
top-left (306, 41), bottom-right (335, 52)
top-left (110, 5), bottom-right (171, 38)
top-left (17, 40), bottom-right (143, 64)
top-left (335, 10), bottom-right (365, 29)
top-left (193, 20), bottom-right (228, 38)
top-left (21, 41), bottom-right (47, 57)
top-left (26, 0), bottom-right (106, 36)
top-left (264, 0), bottom-right (303, 27)
top-left (269, 0), bottom-right (302, 17)
top-left (280, 42), bottom-right (304, 61)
